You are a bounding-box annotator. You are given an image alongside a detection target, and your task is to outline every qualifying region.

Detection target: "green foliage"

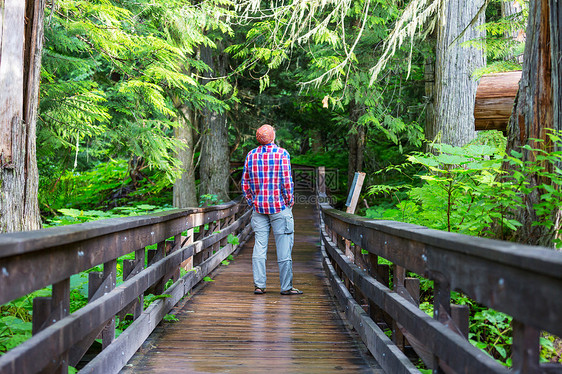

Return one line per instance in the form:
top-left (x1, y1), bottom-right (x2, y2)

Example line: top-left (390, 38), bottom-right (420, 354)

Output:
top-left (506, 130), bottom-right (562, 247)
top-left (199, 194), bottom-right (223, 207)
top-left (163, 314), bottom-right (179, 323)
top-left (227, 234), bottom-right (239, 246)
top-left (470, 308), bottom-right (513, 364)
top-left (471, 0), bottom-right (527, 78)
top-left (38, 0), bottom-right (234, 213)
top-left (0, 316), bottom-right (32, 355)
top-left (368, 130), bottom-right (562, 246)
top-left (368, 137), bottom-right (513, 236)
top-left (39, 159), bottom-right (176, 225)
top-left (143, 294), bottom-right (172, 309)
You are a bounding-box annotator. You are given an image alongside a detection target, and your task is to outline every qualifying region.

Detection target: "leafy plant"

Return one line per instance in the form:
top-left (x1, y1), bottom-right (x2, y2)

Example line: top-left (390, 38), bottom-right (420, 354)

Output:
top-left (163, 314), bottom-right (179, 323)
top-left (368, 139), bottom-right (516, 237)
top-left (143, 294), bottom-right (172, 309)
top-left (506, 129), bottom-right (562, 248)
top-left (227, 234), bottom-right (239, 246)
top-left (199, 194), bottom-right (223, 207)
top-left (470, 308), bottom-right (513, 365)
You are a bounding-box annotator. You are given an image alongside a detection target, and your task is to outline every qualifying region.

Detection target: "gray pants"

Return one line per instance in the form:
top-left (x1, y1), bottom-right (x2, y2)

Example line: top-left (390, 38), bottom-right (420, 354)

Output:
top-left (251, 207), bottom-right (294, 291)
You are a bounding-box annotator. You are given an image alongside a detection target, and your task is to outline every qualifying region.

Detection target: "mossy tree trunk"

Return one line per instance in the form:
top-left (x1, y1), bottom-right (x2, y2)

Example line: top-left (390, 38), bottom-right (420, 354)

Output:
top-left (173, 104), bottom-right (199, 208)
top-left (505, 0), bottom-right (562, 247)
top-left (426, 0), bottom-right (486, 147)
top-left (199, 42), bottom-right (230, 203)
top-left (0, 0), bottom-right (44, 232)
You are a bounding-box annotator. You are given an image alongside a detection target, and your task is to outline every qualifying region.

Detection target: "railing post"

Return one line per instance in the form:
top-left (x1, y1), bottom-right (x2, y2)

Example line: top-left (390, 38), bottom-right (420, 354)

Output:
top-left (317, 166), bottom-right (326, 196)
top-left (121, 249), bottom-right (143, 321)
top-left (181, 228), bottom-right (194, 271)
top-left (512, 319), bottom-right (540, 374)
top-left (432, 273), bottom-right (451, 374)
top-left (213, 220), bottom-right (221, 253)
top-left (133, 248), bottom-right (145, 318)
top-left (102, 259), bottom-right (117, 349)
top-left (393, 265), bottom-right (406, 351)
top-left (220, 216), bottom-right (231, 247)
top-left (170, 235), bottom-right (181, 283)
top-left (450, 304), bottom-right (469, 339)
top-left (367, 254), bottom-right (382, 323)
top-left (32, 278), bottom-right (70, 374)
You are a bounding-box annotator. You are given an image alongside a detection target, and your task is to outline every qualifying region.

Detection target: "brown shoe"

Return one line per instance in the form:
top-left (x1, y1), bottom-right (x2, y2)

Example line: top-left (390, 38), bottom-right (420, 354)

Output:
top-left (254, 287), bottom-right (266, 294)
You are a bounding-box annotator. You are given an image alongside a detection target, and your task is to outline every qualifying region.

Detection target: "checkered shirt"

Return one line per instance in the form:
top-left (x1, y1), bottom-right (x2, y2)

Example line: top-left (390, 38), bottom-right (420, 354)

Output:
top-left (241, 143), bottom-right (294, 214)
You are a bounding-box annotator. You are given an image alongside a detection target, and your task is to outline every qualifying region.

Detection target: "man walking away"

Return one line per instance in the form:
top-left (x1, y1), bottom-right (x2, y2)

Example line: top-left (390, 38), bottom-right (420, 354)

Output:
top-left (241, 124), bottom-right (303, 295)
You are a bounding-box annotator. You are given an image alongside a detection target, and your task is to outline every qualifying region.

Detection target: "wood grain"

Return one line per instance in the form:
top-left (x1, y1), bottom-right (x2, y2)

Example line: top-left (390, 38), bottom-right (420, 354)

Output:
top-left (474, 71), bottom-right (521, 131)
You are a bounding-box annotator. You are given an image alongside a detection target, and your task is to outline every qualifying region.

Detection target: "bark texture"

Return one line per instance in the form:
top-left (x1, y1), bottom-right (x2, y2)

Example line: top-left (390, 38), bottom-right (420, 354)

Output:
top-left (347, 104), bottom-right (366, 195)
top-left (0, 0), bottom-right (44, 232)
top-left (199, 43), bottom-right (230, 202)
top-left (426, 0), bottom-right (486, 147)
top-left (173, 105), bottom-right (198, 208)
top-left (505, 0), bottom-right (562, 247)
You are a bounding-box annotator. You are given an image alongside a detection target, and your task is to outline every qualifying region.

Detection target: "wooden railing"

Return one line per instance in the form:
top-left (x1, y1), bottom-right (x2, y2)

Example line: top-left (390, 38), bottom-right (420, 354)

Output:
top-left (316, 189), bottom-right (562, 374)
top-left (0, 200), bottom-right (252, 374)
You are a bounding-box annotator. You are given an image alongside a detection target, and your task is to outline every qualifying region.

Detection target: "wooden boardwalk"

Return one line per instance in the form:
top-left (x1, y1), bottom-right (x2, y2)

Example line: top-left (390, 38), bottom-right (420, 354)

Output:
top-left (122, 203), bottom-right (381, 373)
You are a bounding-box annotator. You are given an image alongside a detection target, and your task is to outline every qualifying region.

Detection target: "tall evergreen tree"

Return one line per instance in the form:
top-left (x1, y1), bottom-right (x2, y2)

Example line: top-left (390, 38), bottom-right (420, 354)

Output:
top-left (426, 0), bottom-right (486, 147)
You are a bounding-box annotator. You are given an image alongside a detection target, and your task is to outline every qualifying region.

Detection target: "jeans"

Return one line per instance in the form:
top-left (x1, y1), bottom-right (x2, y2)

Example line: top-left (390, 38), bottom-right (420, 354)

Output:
top-left (251, 207), bottom-right (294, 291)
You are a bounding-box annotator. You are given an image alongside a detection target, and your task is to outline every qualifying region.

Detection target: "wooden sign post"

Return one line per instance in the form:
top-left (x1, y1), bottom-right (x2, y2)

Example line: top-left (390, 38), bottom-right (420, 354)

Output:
top-left (345, 172), bottom-right (366, 260)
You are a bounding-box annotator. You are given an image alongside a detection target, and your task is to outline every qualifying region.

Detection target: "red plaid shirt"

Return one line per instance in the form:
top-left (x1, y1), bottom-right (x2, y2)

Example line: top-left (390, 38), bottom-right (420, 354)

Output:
top-left (241, 143), bottom-right (294, 214)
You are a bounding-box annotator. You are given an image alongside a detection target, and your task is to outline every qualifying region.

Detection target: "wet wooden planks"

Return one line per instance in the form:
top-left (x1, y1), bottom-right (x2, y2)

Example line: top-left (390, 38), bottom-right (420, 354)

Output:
top-left (122, 204), bottom-right (381, 373)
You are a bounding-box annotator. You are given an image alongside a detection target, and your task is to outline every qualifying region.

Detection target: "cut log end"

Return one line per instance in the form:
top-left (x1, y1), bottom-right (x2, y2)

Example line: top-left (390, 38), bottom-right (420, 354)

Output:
top-left (474, 71), bottom-right (522, 132)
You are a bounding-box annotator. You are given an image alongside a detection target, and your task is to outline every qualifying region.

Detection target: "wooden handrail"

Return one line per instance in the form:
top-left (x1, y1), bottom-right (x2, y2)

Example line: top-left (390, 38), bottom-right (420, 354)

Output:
top-left (0, 199), bottom-right (252, 374)
top-left (317, 193), bottom-right (562, 374)
top-left (0, 201), bottom-right (241, 305)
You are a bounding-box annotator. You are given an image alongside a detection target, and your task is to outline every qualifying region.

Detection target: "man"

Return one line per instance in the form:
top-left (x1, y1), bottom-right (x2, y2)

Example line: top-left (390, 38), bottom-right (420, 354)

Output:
top-left (241, 124), bottom-right (303, 295)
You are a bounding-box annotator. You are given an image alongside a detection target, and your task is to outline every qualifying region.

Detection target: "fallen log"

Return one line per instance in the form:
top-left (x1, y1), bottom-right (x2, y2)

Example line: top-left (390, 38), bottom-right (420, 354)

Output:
top-left (474, 71), bottom-right (521, 132)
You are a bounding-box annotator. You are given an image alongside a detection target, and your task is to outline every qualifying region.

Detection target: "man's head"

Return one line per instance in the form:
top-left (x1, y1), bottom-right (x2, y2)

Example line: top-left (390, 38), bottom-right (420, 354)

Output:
top-left (256, 124), bottom-right (275, 145)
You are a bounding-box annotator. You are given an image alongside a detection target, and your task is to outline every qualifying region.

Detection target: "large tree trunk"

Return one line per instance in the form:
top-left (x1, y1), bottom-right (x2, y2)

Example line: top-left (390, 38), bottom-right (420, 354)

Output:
top-left (426, 0), bottom-right (486, 147)
top-left (173, 104), bottom-right (198, 208)
top-left (199, 43), bottom-right (230, 202)
top-left (505, 0), bottom-right (562, 247)
top-left (0, 0), bottom-right (44, 232)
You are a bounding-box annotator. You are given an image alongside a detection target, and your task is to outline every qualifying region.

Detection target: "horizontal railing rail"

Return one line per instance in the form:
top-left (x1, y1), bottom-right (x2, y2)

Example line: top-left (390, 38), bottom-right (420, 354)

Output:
top-left (0, 199), bottom-right (252, 374)
top-left (317, 194), bottom-right (562, 374)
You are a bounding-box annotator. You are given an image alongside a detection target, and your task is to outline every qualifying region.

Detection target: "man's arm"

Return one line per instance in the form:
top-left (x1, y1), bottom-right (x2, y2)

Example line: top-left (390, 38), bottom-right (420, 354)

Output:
top-left (281, 151), bottom-right (294, 207)
top-left (241, 155), bottom-right (254, 207)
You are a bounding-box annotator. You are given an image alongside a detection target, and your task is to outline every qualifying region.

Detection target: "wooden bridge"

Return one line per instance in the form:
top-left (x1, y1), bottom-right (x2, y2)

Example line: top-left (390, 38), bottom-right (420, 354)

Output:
top-left (0, 167), bottom-right (561, 374)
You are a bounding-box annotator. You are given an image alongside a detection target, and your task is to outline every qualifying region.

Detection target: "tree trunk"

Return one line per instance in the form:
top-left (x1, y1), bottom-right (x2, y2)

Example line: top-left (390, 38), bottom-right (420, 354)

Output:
top-left (502, 0), bottom-right (526, 63)
top-left (199, 43), bottom-right (230, 202)
top-left (173, 105), bottom-right (198, 208)
top-left (0, 0), bottom-right (44, 232)
top-left (505, 0), bottom-right (562, 247)
top-left (310, 129), bottom-right (322, 153)
top-left (347, 104), bottom-right (365, 195)
top-left (426, 0), bottom-right (486, 147)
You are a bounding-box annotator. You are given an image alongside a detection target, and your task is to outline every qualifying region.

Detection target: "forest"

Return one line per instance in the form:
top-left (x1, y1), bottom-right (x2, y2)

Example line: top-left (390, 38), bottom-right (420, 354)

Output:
top-left (1, 0), bottom-right (561, 370)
